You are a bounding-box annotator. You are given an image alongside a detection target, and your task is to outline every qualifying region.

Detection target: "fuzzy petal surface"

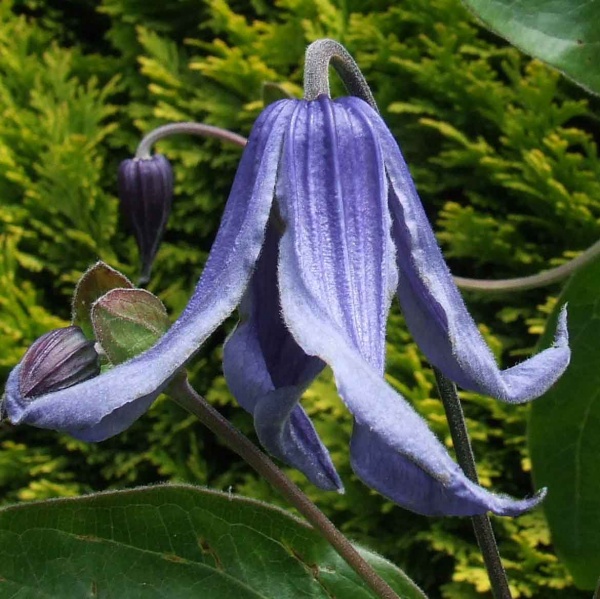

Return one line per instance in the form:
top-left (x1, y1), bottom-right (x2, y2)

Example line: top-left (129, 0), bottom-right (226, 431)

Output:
top-left (233, 94), bottom-right (397, 493)
top-left (276, 96), bottom-right (397, 372)
top-left (223, 223), bottom-right (342, 491)
top-left (278, 237), bottom-right (545, 516)
top-left (352, 95), bottom-right (570, 402)
top-left (350, 422), bottom-right (545, 516)
top-left (3, 101), bottom-right (295, 441)
top-left (277, 96), bottom-right (545, 516)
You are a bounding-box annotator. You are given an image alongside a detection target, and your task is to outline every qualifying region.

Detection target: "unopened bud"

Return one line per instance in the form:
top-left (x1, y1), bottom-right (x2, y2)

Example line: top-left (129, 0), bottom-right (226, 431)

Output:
top-left (19, 326), bottom-right (100, 399)
top-left (118, 154), bottom-right (173, 284)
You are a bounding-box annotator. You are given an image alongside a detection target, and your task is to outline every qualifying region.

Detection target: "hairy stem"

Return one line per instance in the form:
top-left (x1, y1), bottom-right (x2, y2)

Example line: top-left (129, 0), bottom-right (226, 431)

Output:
top-left (135, 122), bottom-right (247, 159)
top-left (167, 375), bottom-right (405, 599)
top-left (433, 368), bottom-right (512, 599)
top-left (453, 238), bottom-right (600, 292)
top-left (303, 39), bottom-right (377, 109)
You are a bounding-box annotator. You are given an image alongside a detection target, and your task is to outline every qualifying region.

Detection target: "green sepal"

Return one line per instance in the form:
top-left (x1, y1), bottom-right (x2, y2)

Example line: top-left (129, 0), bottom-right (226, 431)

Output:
top-left (72, 261), bottom-right (133, 339)
top-left (91, 288), bottom-right (170, 365)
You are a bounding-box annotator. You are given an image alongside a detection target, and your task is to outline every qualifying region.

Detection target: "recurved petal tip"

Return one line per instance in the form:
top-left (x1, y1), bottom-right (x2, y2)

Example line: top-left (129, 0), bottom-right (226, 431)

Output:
top-left (351, 424), bottom-right (546, 517)
top-left (254, 388), bottom-right (344, 492)
top-left (495, 305), bottom-right (570, 403)
top-left (361, 94), bottom-right (571, 404)
top-left (554, 304), bottom-right (569, 348)
top-left (490, 487), bottom-right (547, 517)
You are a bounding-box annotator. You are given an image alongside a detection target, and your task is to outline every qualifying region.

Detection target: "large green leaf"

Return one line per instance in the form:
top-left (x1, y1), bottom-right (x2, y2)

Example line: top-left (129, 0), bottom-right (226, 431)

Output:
top-left (462, 0), bottom-right (600, 95)
top-left (529, 256), bottom-right (600, 589)
top-left (0, 484), bottom-right (426, 598)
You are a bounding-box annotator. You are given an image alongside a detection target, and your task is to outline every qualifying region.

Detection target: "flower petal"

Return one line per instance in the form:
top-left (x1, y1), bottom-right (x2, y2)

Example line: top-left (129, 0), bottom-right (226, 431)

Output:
top-left (3, 100), bottom-right (296, 441)
top-left (350, 423), bottom-right (545, 516)
top-left (223, 223), bottom-right (342, 491)
top-left (356, 96), bottom-right (570, 402)
top-left (278, 235), bottom-right (545, 515)
top-left (276, 96), bottom-right (544, 515)
top-left (276, 96), bottom-right (397, 372)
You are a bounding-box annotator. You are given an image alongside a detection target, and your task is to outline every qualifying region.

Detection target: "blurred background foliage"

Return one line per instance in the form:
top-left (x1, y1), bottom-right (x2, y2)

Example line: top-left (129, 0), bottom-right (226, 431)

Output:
top-left (0, 0), bottom-right (598, 596)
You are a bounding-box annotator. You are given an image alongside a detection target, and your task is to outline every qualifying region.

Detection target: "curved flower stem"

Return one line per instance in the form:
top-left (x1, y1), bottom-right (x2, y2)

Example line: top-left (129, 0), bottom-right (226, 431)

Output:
top-left (135, 122), bottom-right (247, 159)
top-left (433, 368), bottom-right (512, 599)
top-left (167, 375), bottom-right (403, 599)
top-left (303, 39), bottom-right (378, 109)
top-left (453, 238), bottom-right (600, 292)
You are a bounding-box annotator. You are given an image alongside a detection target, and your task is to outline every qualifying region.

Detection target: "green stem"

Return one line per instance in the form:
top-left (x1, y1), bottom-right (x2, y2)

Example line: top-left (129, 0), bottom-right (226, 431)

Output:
top-left (433, 368), bottom-right (512, 599)
top-left (167, 375), bottom-right (403, 599)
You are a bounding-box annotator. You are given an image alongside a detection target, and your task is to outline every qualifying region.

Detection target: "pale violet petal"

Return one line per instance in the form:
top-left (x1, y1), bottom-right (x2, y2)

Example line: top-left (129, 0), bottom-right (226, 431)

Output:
top-left (351, 422), bottom-right (545, 516)
top-left (345, 95), bottom-right (570, 402)
top-left (3, 100), bottom-right (296, 441)
top-left (278, 210), bottom-right (545, 517)
top-left (223, 223), bottom-right (342, 491)
top-left (276, 96), bottom-right (397, 372)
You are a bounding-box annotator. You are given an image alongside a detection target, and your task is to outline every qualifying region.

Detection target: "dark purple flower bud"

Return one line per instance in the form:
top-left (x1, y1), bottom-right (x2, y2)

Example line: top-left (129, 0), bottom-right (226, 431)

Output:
top-left (19, 326), bottom-right (100, 399)
top-left (118, 154), bottom-right (173, 285)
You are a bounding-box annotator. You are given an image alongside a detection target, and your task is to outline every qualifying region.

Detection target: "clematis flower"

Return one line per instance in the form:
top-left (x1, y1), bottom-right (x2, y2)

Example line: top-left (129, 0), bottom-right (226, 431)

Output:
top-left (3, 94), bottom-right (569, 517)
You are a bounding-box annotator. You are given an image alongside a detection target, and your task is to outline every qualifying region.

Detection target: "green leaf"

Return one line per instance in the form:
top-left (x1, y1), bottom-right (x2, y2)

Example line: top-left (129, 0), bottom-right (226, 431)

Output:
top-left (0, 485), bottom-right (426, 598)
top-left (71, 261), bottom-right (133, 338)
top-left (462, 0), bottom-right (600, 95)
top-left (529, 255), bottom-right (600, 589)
top-left (91, 288), bottom-right (170, 364)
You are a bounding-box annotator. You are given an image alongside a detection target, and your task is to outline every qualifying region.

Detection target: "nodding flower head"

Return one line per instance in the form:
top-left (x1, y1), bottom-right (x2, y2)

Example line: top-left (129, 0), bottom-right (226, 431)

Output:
top-left (3, 41), bottom-right (569, 517)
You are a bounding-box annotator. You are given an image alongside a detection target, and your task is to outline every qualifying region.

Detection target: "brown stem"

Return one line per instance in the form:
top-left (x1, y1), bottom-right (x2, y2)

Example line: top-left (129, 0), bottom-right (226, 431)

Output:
top-left (167, 375), bottom-right (406, 599)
